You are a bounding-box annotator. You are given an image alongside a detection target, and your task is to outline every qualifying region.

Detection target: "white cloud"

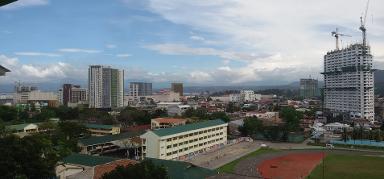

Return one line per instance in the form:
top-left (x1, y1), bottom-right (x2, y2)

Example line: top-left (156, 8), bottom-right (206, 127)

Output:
top-left (15, 52), bottom-right (61, 57)
top-left (58, 48), bottom-right (101, 54)
top-left (144, 43), bottom-right (271, 61)
top-left (140, 0), bottom-right (384, 84)
top-left (106, 44), bottom-right (117, 49)
top-left (190, 35), bottom-right (205, 41)
top-left (116, 53), bottom-right (132, 58)
top-left (0, 54), bottom-right (81, 83)
top-left (0, 0), bottom-right (48, 10)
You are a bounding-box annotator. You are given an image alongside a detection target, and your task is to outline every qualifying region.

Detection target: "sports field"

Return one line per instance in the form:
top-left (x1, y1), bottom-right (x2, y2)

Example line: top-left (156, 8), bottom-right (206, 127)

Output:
top-left (257, 152), bottom-right (325, 179)
top-left (308, 154), bottom-right (384, 179)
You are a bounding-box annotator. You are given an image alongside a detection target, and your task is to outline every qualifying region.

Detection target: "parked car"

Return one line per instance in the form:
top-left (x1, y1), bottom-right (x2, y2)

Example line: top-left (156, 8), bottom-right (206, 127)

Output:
top-left (326, 143), bottom-right (334, 149)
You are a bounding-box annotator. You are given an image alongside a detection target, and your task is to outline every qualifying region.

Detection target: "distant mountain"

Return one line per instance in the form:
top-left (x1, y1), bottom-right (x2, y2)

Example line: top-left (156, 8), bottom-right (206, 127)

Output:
top-left (375, 69), bottom-right (384, 96)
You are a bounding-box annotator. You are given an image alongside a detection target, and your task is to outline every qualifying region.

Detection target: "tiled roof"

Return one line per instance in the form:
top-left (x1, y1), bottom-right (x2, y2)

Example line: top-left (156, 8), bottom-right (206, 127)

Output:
top-left (152, 117), bottom-right (187, 124)
top-left (93, 159), bottom-right (138, 179)
top-left (61, 153), bottom-right (118, 167)
top-left (152, 119), bottom-right (226, 137)
top-left (85, 124), bottom-right (116, 130)
top-left (148, 158), bottom-right (217, 179)
top-left (79, 131), bottom-right (145, 146)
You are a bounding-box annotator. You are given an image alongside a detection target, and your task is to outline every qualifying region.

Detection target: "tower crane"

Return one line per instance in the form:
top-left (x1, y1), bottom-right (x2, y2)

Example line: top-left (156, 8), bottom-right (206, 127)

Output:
top-left (331, 28), bottom-right (351, 50)
top-left (360, 0), bottom-right (370, 46)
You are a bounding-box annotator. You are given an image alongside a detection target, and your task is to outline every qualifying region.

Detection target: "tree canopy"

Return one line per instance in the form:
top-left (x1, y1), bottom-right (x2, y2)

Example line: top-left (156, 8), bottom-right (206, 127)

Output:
top-left (102, 160), bottom-right (169, 179)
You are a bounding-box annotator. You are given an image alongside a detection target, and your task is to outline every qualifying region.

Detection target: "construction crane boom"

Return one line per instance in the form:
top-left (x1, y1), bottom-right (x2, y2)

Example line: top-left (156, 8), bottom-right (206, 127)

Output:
top-left (331, 28), bottom-right (351, 50)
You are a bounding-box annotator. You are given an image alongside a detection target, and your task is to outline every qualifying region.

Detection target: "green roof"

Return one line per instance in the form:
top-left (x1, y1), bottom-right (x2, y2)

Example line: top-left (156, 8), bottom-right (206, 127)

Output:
top-left (61, 153), bottom-right (117, 167)
top-left (6, 123), bottom-right (34, 131)
top-left (147, 158), bottom-right (217, 179)
top-left (79, 131), bottom-right (145, 146)
top-left (85, 124), bottom-right (115, 130)
top-left (152, 119), bottom-right (226, 137)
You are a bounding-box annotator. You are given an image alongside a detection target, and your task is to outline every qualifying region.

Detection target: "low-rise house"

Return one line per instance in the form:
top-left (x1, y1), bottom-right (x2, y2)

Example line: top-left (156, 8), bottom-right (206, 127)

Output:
top-left (6, 123), bottom-right (39, 136)
top-left (56, 153), bottom-right (137, 179)
top-left (324, 122), bottom-right (350, 133)
top-left (151, 118), bottom-right (187, 129)
top-left (168, 105), bottom-right (191, 116)
top-left (85, 124), bottom-right (121, 136)
top-left (141, 119), bottom-right (228, 160)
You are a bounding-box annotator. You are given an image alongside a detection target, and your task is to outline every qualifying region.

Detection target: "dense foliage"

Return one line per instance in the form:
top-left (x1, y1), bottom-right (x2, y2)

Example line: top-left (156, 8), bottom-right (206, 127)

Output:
top-left (239, 107), bottom-right (303, 141)
top-left (0, 134), bottom-right (59, 179)
top-left (182, 108), bottom-right (230, 122)
top-left (118, 107), bottom-right (168, 125)
top-left (102, 160), bottom-right (169, 179)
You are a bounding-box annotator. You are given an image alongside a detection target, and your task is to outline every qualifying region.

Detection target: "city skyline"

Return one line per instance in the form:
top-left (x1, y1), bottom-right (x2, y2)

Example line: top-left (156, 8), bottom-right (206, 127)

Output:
top-left (1, 0), bottom-right (384, 87)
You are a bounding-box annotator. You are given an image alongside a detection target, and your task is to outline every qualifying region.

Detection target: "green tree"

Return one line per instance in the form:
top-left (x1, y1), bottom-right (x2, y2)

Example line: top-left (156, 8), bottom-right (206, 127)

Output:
top-left (55, 106), bottom-right (79, 121)
top-left (182, 108), bottom-right (209, 120)
top-left (280, 107), bottom-right (302, 132)
top-left (57, 121), bottom-right (87, 140)
top-left (209, 112), bottom-right (230, 122)
top-left (118, 107), bottom-right (151, 125)
top-left (239, 117), bottom-right (263, 137)
top-left (32, 108), bottom-right (56, 122)
top-left (0, 134), bottom-right (59, 179)
top-left (102, 160), bottom-right (169, 179)
top-left (0, 105), bottom-right (17, 122)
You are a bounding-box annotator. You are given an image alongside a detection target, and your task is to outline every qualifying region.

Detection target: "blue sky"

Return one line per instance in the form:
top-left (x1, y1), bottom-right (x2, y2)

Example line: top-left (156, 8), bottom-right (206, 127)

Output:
top-left (1, 0), bottom-right (384, 87)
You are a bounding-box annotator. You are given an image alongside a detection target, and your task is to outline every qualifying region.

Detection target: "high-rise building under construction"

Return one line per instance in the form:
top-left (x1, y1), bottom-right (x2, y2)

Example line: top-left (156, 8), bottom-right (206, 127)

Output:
top-left (323, 44), bottom-right (374, 121)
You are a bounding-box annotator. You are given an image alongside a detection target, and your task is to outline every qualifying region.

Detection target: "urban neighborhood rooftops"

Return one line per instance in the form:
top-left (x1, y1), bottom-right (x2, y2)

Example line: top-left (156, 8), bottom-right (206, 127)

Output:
top-left (152, 119), bottom-right (226, 137)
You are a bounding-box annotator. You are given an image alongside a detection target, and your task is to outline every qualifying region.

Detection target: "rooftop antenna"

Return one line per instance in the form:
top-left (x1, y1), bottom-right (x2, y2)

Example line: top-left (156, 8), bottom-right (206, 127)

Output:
top-left (331, 28), bottom-right (351, 50)
top-left (360, 0), bottom-right (370, 46)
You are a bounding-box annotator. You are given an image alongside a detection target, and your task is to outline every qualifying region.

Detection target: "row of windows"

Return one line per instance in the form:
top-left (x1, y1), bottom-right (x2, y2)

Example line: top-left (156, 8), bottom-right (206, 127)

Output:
top-left (166, 132), bottom-right (224, 149)
top-left (165, 127), bottom-right (225, 142)
top-left (165, 138), bottom-right (224, 156)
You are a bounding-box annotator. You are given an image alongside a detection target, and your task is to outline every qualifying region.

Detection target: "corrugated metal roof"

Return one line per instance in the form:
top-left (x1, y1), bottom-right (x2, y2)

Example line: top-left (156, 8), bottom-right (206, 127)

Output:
top-left (85, 124), bottom-right (115, 130)
top-left (148, 158), bottom-right (217, 179)
top-left (61, 153), bottom-right (118, 167)
top-left (79, 131), bottom-right (145, 146)
top-left (152, 119), bottom-right (226, 137)
top-left (6, 123), bottom-right (34, 131)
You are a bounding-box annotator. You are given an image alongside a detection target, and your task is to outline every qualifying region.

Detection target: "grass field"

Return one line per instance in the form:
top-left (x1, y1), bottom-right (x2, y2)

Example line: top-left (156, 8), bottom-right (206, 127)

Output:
top-left (217, 147), bottom-right (277, 173)
top-left (307, 154), bottom-right (384, 179)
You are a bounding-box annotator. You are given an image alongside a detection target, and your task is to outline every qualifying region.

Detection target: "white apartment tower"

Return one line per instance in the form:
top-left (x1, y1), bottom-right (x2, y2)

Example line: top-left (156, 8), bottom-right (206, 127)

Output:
top-left (323, 24), bottom-right (374, 121)
top-left (88, 65), bottom-right (124, 108)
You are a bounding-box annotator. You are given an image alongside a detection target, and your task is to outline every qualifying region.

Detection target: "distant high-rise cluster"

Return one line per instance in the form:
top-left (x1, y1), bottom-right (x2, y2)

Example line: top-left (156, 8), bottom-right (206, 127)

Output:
top-left (88, 65), bottom-right (124, 109)
top-left (299, 79), bottom-right (319, 99)
top-left (129, 82), bottom-right (152, 97)
top-left (58, 84), bottom-right (87, 106)
top-left (171, 83), bottom-right (183, 96)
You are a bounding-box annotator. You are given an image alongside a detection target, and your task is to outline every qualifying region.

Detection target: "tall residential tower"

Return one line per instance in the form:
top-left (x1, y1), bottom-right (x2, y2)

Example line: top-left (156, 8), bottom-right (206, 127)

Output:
top-left (300, 78), bottom-right (319, 99)
top-left (323, 25), bottom-right (374, 121)
top-left (88, 65), bottom-right (124, 109)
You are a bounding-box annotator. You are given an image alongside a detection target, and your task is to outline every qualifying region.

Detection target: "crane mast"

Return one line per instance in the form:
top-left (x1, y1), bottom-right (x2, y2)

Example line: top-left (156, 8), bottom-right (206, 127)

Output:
top-left (360, 0), bottom-right (370, 47)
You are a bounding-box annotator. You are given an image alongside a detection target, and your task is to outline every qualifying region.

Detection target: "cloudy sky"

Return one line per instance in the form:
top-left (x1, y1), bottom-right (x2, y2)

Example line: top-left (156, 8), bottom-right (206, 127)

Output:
top-left (0, 0), bottom-right (384, 87)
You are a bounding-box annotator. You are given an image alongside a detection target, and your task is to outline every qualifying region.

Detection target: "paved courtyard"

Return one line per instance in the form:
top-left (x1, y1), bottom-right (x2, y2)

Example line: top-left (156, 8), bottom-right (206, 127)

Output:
top-left (188, 140), bottom-right (314, 169)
